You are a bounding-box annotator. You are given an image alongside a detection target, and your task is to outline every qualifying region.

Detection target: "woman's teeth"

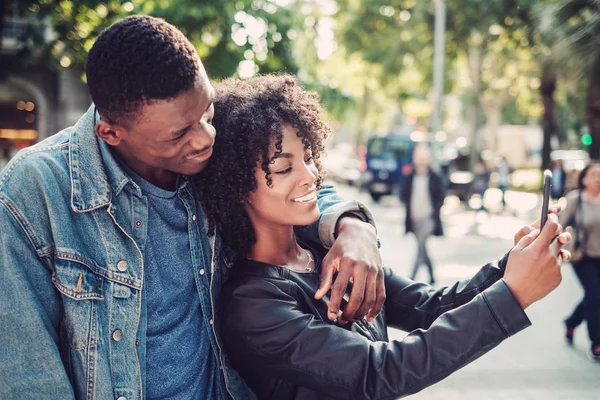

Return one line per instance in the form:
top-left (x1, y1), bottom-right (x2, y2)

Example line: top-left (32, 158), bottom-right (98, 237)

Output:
top-left (292, 192), bottom-right (317, 203)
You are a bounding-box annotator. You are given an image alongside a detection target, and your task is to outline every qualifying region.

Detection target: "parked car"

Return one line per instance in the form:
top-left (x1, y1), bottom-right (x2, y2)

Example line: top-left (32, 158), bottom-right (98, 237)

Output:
top-left (445, 153), bottom-right (473, 201)
top-left (360, 135), bottom-right (416, 202)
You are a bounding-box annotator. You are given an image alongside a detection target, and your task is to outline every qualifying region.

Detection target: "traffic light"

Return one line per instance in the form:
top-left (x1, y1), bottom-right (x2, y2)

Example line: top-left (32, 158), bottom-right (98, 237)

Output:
top-left (581, 133), bottom-right (592, 146)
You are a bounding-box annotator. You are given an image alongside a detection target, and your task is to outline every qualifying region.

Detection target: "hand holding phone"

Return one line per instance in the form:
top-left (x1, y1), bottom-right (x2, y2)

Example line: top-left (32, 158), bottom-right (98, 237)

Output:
top-left (540, 170), bottom-right (552, 229)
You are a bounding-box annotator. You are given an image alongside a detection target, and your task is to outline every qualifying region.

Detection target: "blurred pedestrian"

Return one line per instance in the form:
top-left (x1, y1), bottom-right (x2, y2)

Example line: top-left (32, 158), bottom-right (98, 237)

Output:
top-left (400, 144), bottom-right (445, 284)
top-left (496, 156), bottom-right (512, 209)
top-left (550, 159), bottom-right (567, 200)
top-left (471, 160), bottom-right (490, 211)
top-left (560, 160), bottom-right (600, 360)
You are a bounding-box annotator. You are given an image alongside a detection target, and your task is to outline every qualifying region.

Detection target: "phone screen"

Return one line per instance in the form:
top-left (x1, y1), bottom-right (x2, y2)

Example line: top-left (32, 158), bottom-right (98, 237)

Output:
top-left (540, 170), bottom-right (553, 229)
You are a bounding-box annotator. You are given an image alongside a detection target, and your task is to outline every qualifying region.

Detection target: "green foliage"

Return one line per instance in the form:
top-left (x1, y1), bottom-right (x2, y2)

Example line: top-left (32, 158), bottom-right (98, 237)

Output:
top-left (14, 0), bottom-right (303, 79)
top-left (6, 0), bottom-right (599, 157)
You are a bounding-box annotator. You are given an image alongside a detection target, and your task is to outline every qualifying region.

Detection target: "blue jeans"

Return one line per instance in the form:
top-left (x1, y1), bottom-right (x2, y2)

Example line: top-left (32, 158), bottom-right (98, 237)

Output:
top-left (565, 256), bottom-right (600, 346)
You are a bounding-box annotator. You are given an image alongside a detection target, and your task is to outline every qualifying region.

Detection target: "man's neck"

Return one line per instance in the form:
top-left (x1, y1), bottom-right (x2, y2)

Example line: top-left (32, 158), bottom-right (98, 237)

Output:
top-left (415, 167), bottom-right (429, 176)
top-left (584, 189), bottom-right (600, 201)
top-left (112, 148), bottom-right (178, 191)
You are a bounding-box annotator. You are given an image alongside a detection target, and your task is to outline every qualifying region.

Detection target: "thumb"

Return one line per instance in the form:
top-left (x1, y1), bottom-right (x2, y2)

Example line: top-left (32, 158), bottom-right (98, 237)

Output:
top-left (514, 228), bottom-right (540, 251)
top-left (315, 253), bottom-right (336, 299)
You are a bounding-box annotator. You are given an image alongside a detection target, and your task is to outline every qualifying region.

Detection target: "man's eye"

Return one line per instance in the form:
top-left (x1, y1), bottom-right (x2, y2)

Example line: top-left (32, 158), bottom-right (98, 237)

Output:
top-left (172, 132), bottom-right (186, 141)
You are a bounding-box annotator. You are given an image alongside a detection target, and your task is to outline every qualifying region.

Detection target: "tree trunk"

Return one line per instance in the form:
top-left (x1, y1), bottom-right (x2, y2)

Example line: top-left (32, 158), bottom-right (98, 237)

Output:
top-left (467, 34), bottom-right (485, 169)
top-left (587, 58), bottom-right (600, 159)
top-left (481, 92), bottom-right (509, 155)
top-left (540, 66), bottom-right (558, 170)
top-left (356, 84), bottom-right (371, 148)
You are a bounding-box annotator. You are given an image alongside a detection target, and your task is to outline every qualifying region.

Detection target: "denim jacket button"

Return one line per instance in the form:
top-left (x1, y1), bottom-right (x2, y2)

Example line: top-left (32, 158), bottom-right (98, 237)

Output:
top-left (135, 220), bottom-right (142, 227)
top-left (200, 268), bottom-right (205, 275)
top-left (117, 396), bottom-right (127, 400)
top-left (192, 214), bottom-right (196, 221)
top-left (209, 318), bottom-right (213, 325)
top-left (112, 329), bottom-right (123, 342)
top-left (117, 260), bottom-right (128, 272)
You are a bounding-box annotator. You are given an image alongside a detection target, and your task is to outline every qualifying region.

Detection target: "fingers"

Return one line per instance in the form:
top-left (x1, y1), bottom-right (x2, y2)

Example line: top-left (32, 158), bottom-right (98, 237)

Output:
top-left (343, 267), bottom-right (375, 324)
top-left (558, 231), bottom-right (572, 245)
top-left (326, 263), bottom-right (353, 322)
top-left (560, 249), bottom-right (572, 262)
top-left (537, 213), bottom-right (561, 244)
top-left (514, 228), bottom-right (540, 251)
top-left (315, 253), bottom-right (336, 300)
top-left (367, 269), bottom-right (386, 322)
top-left (549, 233), bottom-right (564, 258)
top-left (529, 218), bottom-right (541, 230)
top-left (514, 225), bottom-right (535, 246)
top-left (530, 204), bottom-right (561, 230)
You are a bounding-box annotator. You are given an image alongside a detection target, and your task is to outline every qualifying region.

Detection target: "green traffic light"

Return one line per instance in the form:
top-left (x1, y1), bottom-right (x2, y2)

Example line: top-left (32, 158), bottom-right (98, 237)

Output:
top-left (581, 133), bottom-right (592, 146)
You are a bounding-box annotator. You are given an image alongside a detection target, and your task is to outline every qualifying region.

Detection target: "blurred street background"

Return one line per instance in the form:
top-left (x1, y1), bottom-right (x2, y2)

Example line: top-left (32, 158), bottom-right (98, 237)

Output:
top-left (1, 0), bottom-right (600, 398)
top-left (333, 182), bottom-right (600, 400)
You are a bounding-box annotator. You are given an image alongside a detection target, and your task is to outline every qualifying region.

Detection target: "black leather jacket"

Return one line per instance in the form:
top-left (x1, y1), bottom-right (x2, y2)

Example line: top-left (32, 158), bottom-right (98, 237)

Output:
top-left (219, 247), bottom-right (530, 400)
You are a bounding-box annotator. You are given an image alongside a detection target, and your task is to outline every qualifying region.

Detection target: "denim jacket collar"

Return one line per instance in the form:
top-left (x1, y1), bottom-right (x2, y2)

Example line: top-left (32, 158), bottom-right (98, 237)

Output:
top-left (69, 104), bottom-right (140, 212)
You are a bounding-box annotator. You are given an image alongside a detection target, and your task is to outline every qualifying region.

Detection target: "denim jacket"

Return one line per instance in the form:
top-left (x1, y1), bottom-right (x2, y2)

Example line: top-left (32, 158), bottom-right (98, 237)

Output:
top-left (0, 105), bottom-right (372, 400)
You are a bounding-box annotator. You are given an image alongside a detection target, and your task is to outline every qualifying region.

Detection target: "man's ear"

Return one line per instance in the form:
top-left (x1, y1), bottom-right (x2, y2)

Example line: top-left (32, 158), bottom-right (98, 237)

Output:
top-left (95, 120), bottom-right (126, 146)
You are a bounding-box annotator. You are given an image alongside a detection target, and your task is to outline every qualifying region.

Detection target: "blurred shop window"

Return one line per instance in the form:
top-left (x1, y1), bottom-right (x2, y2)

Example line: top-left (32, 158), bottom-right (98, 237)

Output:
top-left (0, 100), bottom-right (38, 168)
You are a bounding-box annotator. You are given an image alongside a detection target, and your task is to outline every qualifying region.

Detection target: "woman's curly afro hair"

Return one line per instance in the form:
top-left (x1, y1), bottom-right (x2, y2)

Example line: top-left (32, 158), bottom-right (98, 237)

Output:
top-left (197, 74), bottom-right (329, 255)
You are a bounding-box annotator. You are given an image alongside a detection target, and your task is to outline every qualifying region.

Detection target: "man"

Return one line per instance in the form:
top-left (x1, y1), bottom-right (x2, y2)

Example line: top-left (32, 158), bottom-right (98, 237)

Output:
top-left (400, 144), bottom-right (445, 284)
top-left (0, 16), bottom-right (383, 399)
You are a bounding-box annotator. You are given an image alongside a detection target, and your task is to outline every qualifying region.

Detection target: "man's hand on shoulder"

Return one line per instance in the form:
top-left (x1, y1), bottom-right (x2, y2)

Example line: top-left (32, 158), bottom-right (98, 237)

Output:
top-left (315, 217), bottom-right (385, 324)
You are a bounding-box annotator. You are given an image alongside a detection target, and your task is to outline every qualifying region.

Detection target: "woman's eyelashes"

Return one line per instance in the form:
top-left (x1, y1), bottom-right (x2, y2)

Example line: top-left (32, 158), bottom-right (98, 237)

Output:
top-left (274, 157), bottom-right (314, 175)
top-left (274, 166), bottom-right (292, 175)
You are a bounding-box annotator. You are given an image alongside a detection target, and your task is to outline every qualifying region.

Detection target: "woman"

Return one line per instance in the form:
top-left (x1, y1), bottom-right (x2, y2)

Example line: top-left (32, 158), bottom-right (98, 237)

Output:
top-left (560, 161), bottom-right (600, 360)
top-left (197, 74), bottom-right (567, 399)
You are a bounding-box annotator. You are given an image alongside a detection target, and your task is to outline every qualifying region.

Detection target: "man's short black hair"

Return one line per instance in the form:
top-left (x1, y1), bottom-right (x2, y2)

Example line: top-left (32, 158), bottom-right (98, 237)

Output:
top-left (86, 15), bottom-right (201, 127)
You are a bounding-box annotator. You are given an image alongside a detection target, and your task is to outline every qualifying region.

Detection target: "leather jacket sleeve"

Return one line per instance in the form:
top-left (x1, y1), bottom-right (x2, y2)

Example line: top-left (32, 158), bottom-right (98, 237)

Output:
top-left (384, 252), bottom-right (510, 332)
top-left (221, 274), bottom-right (530, 400)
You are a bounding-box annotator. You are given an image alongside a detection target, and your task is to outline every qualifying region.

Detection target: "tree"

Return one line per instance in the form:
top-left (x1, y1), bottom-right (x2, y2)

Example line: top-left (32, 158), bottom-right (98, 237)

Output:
top-left (333, 1), bottom-right (439, 145)
top-left (12, 0), bottom-right (304, 80)
top-left (540, 0), bottom-right (600, 158)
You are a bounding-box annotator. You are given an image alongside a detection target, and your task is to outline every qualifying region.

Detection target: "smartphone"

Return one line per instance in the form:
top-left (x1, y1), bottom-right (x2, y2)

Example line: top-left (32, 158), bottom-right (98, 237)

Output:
top-left (540, 170), bottom-right (553, 229)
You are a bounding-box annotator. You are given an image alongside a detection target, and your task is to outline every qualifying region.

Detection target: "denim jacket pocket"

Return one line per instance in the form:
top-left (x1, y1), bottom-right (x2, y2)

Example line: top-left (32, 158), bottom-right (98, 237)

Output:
top-left (52, 256), bottom-right (104, 350)
top-left (52, 255), bottom-right (104, 398)
top-left (52, 258), bottom-right (104, 301)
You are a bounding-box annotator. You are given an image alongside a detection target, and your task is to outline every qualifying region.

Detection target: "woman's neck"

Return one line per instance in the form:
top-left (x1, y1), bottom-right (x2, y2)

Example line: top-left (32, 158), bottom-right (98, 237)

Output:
top-left (247, 220), bottom-right (303, 267)
top-left (584, 188), bottom-right (600, 202)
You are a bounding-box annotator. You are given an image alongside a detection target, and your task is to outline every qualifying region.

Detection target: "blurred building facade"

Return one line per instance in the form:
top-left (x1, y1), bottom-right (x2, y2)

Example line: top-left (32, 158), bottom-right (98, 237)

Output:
top-left (1, 14), bottom-right (89, 168)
